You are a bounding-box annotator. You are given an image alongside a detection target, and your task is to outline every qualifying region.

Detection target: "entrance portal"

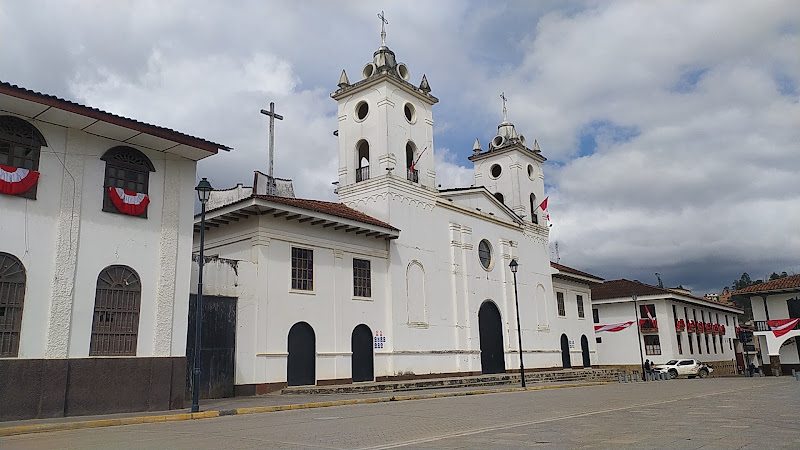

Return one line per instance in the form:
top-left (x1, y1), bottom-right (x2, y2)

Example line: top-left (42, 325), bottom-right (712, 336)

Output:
top-left (581, 335), bottom-right (591, 368)
top-left (287, 322), bottom-right (316, 386)
top-left (351, 324), bottom-right (374, 382)
top-left (561, 334), bottom-right (572, 369)
top-left (479, 301), bottom-right (505, 374)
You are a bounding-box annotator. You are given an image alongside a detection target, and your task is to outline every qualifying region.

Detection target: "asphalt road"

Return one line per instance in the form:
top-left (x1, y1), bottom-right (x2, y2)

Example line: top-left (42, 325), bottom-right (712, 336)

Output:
top-left (2, 377), bottom-right (797, 449)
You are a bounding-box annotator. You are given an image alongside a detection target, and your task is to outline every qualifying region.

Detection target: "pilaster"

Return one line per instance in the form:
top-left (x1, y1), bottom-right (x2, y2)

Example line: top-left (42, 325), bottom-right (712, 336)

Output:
top-left (153, 159), bottom-right (182, 356)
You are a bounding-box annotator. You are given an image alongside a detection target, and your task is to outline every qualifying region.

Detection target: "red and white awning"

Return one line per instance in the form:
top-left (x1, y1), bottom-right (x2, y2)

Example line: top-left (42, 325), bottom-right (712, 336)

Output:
top-left (109, 187), bottom-right (150, 216)
top-left (0, 164), bottom-right (39, 195)
top-left (594, 321), bottom-right (634, 332)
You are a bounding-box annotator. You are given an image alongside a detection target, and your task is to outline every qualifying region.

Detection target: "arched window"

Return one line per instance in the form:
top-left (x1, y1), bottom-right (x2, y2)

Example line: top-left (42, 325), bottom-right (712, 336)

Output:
top-left (530, 193), bottom-right (538, 224)
top-left (0, 115), bottom-right (47, 199)
top-left (90, 265), bottom-right (142, 356)
top-left (356, 140), bottom-right (369, 182)
top-left (494, 192), bottom-right (504, 204)
top-left (0, 252), bottom-right (26, 357)
top-left (406, 142), bottom-right (418, 182)
top-left (101, 146), bottom-right (155, 217)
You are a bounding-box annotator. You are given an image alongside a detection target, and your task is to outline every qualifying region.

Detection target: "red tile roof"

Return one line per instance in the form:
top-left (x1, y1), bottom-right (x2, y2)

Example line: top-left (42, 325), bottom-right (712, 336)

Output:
top-left (734, 274), bottom-right (800, 294)
top-left (592, 279), bottom-right (742, 311)
top-left (0, 81), bottom-right (230, 153)
top-left (550, 262), bottom-right (604, 281)
top-left (253, 195), bottom-right (398, 231)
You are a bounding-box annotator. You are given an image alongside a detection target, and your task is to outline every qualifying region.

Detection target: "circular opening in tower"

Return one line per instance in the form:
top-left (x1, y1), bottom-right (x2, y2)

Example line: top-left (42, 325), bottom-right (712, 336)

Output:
top-left (492, 135), bottom-right (505, 148)
top-left (404, 103), bottom-right (416, 124)
top-left (396, 63), bottom-right (410, 81)
top-left (355, 101), bottom-right (369, 121)
top-left (490, 164), bottom-right (502, 178)
top-left (362, 63), bottom-right (375, 79)
top-left (527, 164), bottom-right (535, 180)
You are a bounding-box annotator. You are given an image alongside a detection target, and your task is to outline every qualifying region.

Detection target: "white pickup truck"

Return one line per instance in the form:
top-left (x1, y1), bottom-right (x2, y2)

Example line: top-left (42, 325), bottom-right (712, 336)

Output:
top-left (654, 359), bottom-right (713, 379)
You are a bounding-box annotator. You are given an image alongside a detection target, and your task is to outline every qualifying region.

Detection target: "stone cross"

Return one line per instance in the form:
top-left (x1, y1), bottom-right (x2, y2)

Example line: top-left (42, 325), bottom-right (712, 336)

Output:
top-left (260, 102), bottom-right (283, 195)
top-left (378, 10), bottom-right (388, 47)
top-left (500, 92), bottom-right (508, 122)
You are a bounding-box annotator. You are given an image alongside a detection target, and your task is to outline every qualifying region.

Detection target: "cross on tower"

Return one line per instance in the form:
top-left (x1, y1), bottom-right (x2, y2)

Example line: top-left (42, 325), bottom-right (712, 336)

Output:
top-left (260, 102), bottom-right (283, 195)
top-left (378, 10), bottom-right (388, 47)
top-left (500, 92), bottom-right (508, 122)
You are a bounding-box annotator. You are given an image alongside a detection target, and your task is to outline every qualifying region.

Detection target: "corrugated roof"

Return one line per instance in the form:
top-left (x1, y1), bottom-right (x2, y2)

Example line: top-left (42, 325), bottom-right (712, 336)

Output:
top-left (252, 195), bottom-right (398, 231)
top-left (0, 81), bottom-right (230, 153)
top-left (592, 279), bottom-right (742, 311)
top-left (550, 262), bottom-right (604, 281)
top-left (734, 274), bottom-right (800, 294)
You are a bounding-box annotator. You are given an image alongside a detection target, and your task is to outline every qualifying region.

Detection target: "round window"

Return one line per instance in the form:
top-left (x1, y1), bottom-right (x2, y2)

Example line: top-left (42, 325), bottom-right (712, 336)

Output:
top-left (478, 239), bottom-right (493, 270)
top-left (404, 103), bottom-right (416, 124)
top-left (490, 164), bottom-right (502, 178)
top-left (527, 164), bottom-right (535, 180)
top-left (355, 101), bottom-right (369, 121)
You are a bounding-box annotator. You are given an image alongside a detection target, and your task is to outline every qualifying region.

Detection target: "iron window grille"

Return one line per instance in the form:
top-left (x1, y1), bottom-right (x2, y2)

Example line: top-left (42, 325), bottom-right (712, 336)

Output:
top-left (557, 292), bottom-right (566, 317)
top-left (101, 146), bottom-right (155, 217)
top-left (644, 335), bottom-right (661, 355)
top-left (0, 115), bottom-right (46, 199)
top-left (291, 247), bottom-right (314, 291)
top-left (577, 295), bottom-right (585, 318)
top-left (356, 166), bottom-right (369, 182)
top-left (90, 265), bottom-right (141, 356)
top-left (0, 252), bottom-right (25, 357)
top-left (477, 239), bottom-right (493, 270)
top-left (407, 168), bottom-right (418, 182)
top-left (353, 258), bottom-right (372, 297)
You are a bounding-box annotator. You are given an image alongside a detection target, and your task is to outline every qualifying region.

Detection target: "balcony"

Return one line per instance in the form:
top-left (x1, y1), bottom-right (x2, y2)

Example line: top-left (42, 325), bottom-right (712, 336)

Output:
top-left (754, 319), bottom-right (800, 333)
top-left (407, 168), bottom-right (419, 183)
top-left (356, 166), bottom-right (369, 183)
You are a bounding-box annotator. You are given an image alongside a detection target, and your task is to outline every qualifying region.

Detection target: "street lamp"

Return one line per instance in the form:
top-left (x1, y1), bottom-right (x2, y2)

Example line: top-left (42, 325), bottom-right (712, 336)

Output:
top-left (632, 292), bottom-right (646, 381)
top-left (192, 177), bottom-right (213, 413)
top-left (509, 259), bottom-right (525, 388)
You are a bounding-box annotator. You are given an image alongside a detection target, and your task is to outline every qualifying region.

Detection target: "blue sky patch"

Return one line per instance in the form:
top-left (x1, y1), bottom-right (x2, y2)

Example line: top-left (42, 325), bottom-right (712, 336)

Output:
top-left (670, 68), bottom-right (708, 93)
top-left (577, 120), bottom-right (640, 157)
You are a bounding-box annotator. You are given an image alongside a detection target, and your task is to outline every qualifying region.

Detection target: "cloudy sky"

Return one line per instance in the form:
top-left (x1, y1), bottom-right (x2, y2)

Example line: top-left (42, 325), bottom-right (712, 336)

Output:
top-left (2, 0), bottom-right (798, 294)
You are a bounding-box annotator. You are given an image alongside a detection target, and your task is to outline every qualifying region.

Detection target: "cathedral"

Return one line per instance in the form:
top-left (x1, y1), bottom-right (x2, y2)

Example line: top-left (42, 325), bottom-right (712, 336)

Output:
top-left (191, 26), bottom-right (601, 395)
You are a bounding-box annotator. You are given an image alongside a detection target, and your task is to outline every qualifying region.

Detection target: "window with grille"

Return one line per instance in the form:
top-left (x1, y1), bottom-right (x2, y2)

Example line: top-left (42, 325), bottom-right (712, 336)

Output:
top-left (291, 247), bottom-right (313, 291)
top-left (576, 295), bottom-right (585, 318)
top-left (353, 258), bottom-right (371, 298)
top-left (644, 335), bottom-right (661, 355)
top-left (0, 252), bottom-right (25, 357)
top-left (477, 239), bottom-right (492, 270)
top-left (557, 292), bottom-right (566, 317)
top-left (101, 146), bottom-right (155, 217)
top-left (0, 115), bottom-right (46, 199)
top-left (90, 265), bottom-right (141, 356)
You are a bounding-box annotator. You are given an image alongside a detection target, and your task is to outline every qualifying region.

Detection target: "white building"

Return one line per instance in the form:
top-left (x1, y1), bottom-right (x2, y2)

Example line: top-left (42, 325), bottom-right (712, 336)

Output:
top-left (192, 31), bottom-right (603, 394)
top-left (591, 279), bottom-right (743, 374)
top-left (735, 274), bottom-right (800, 375)
top-left (0, 81), bottom-right (229, 420)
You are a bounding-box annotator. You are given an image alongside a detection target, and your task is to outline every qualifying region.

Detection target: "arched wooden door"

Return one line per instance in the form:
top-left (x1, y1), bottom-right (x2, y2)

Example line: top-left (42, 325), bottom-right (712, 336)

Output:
top-left (351, 324), bottom-right (374, 382)
top-left (581, 335), bottom-right (591, 368)
top-left (287, 322), bottom-right (315, 386)
top-left (561, 334), bottom-right (572, 369)
top-left (479, 301), bottom-right (505, 374)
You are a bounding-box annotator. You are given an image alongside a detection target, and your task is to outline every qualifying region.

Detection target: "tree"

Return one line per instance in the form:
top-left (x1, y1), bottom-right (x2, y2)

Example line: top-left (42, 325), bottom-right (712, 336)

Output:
top-left (733, 273), bottom-right (753, 291)
top-left (769, 271), bottom-right (789, 281)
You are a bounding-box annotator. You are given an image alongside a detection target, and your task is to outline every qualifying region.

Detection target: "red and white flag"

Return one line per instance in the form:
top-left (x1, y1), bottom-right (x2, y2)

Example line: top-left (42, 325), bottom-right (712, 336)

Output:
top-left (108, 187), bottom-right (150, 216)
top-left (594, 321), bottom-right (634, 332)
top-left (537, 196), bottom-right (549, 221)
top-left (767, 318), bottom-right (800, 338)
top-left (0, 164), bottom-right (39, 195)
top-left (643, 304), bottom-right (656, 327)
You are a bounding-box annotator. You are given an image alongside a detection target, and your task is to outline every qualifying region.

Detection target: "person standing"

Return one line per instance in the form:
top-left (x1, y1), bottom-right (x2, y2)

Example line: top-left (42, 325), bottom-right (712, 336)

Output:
top-left (644, 359), bottom-right (651, 381)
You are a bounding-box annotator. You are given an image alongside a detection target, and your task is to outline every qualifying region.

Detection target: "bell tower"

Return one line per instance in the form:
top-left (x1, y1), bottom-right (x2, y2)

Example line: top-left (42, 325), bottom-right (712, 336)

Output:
top-left (331, 14), bottom-right (438, 203)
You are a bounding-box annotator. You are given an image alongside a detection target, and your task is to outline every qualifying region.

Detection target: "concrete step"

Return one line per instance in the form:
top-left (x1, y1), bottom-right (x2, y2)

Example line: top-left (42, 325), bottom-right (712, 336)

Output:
top-left (281, 368), bottom-right (616, 395)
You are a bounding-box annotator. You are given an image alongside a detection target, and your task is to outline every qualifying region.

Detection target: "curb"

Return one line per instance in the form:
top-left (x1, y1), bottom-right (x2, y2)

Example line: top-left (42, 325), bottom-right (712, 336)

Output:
top-left (0, 381), bottom-right (612, 437)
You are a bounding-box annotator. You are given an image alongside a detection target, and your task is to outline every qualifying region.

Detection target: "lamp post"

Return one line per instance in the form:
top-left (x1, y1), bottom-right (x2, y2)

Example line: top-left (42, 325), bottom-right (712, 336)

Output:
top-left (632, 293), bottom-right (646, 381)
top-left (509, 259), bottom-right (525, 387)
top-left (192, 177), bottom-right (213, 413)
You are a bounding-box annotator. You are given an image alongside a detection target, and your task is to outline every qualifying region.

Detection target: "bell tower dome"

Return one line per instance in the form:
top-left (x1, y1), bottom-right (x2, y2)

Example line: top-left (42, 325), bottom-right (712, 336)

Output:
top-left (331, 14), bottom-right (439, 203)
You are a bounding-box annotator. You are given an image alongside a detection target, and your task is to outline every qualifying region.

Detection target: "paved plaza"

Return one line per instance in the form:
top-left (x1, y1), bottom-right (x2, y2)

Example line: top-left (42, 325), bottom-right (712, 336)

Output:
top-left (2, 377), bottom-right (798, 449)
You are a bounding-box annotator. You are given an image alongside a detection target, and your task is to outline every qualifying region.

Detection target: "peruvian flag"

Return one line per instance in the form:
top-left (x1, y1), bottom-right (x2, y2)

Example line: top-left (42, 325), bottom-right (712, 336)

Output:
top-left (409, 146), bottom-right (428, 171)
top-left (767, 318), bottom-right (800, 338)
top-left (537, 197), bottom-right (549, 221)
top-left (594, 321), bottom-right (634, 332)
top-left (0, 164), bottom-right (40, 195)
top-left (108, 187), bottom-right (150, 216)
top-left (643, 304), bottom-right (657, 327)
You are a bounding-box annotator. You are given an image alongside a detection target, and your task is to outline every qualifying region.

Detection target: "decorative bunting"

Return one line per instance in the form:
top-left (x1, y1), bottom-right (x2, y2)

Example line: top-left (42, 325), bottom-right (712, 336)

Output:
top-left (108, 187), bottom-right (150, 216)
top-left (767, 318), bottom-right (800, 338)
top-left (0, 164), bottom-right (39, 195)
top-left (594, 321), bottom-right (634, 332)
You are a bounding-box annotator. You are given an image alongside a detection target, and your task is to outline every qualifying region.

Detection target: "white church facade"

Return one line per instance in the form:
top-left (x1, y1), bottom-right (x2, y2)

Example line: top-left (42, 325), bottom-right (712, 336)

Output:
top-left (192, 31), bottom-right (603, 394)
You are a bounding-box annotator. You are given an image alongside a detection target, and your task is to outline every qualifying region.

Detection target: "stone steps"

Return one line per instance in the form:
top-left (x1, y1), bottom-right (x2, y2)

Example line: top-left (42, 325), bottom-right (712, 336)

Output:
top-left (281, 368), bottom-right (617, 395)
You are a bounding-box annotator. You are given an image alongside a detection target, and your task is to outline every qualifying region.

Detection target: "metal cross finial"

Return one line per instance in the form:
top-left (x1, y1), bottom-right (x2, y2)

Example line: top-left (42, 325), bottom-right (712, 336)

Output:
top-left (260, 102), bottom-right (284, 195)
top-left (378, 10), bottom-right (388, 47)
top-left (500, 92), bottom-right (508, 122)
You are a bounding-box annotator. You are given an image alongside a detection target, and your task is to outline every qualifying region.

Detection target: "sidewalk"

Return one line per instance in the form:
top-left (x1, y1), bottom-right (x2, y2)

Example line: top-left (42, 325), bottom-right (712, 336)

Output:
top-left (0, 379), bottom-right (612, 437)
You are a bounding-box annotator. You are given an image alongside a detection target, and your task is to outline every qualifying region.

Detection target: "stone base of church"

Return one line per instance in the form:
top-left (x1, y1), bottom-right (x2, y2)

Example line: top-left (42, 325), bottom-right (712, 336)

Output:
top-left (0, 357), bottom-right (186, 421)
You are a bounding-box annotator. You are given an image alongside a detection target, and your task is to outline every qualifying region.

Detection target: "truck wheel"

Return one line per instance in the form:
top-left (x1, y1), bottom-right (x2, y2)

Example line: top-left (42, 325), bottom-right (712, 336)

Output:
top-left (669, 369), bottom-right (678, 379)
top-left (698, 368), bottom-right (709, 378)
